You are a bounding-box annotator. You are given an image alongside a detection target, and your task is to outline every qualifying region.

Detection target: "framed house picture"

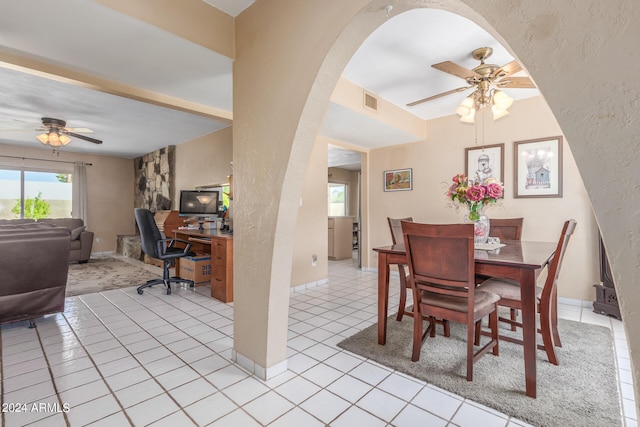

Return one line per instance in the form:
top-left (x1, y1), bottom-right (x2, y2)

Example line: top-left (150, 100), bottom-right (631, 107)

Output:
top-left (384, 168), bottom-right (412, 192)
top-left (465, 143), bottom-right (504, 185)
top-left (514, 136), bottom-right (563, 198)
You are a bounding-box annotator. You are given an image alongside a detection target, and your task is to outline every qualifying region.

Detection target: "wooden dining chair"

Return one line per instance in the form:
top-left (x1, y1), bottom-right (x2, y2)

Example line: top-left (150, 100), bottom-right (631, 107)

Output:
top-left (484, 217), bottom-right (524, 328)
top-left (477, 219), bottom-right (577, 365)
top-left (402, 221), bottom-right (500, 381)
top-left (489, 217), bottom-right (524, 241)
top-left (387, 217), bottom-right (413, 321)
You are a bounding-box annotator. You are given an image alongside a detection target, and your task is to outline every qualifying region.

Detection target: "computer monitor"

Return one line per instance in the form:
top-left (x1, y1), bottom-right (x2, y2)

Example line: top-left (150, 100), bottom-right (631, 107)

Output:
top-left (178, 190), bottom-right (220, 219)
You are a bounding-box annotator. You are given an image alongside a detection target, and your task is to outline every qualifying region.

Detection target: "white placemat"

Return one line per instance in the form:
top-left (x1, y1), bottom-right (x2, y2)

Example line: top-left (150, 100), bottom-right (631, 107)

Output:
top-left (475, 242), bottom-right (506, 250)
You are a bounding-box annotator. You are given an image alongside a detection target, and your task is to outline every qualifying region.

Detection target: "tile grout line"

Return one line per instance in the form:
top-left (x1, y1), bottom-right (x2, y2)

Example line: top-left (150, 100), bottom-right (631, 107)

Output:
top-left (51, 310), bottom-right (133, 426)
top-left (71, 291), bottom-right (203, 426)
top-left (31, 324), bottom-right (72, 427)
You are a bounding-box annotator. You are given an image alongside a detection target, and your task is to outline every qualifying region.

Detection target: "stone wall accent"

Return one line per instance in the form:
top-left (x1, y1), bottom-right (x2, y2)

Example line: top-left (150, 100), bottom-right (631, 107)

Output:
top-left (134, 146), bottom-right (175, 211)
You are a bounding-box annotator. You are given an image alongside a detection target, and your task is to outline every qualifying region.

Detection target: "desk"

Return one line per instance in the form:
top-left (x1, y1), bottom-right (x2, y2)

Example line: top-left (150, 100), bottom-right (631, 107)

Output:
top-left (175, 229), bottom-right (233, 303)
top-left (374, 240), bottom-right (556, 398)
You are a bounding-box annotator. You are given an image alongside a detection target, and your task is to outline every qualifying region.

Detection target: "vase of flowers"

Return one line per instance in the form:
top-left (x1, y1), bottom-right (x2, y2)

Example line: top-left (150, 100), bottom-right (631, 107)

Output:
top-left (446, 173), bottom-right (504, 244)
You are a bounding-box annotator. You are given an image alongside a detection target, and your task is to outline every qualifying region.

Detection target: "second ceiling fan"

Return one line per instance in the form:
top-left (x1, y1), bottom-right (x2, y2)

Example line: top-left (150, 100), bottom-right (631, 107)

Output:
top-left (35, 117), bottom-right (102, 147)
top-left (407, 47), bottom-right (536, 121)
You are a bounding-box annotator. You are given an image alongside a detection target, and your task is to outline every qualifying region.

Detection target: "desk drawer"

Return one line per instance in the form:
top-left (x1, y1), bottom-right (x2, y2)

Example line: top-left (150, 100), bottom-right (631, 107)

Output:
top-left (211, 240), bottom-right (228, 263)
top-left (211, 267), bottom-right (232, 302)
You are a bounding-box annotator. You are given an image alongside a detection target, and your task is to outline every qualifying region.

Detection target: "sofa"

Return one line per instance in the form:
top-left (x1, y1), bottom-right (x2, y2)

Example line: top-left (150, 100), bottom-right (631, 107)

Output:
top-left (0, 223), bottom-right (71, 325)
top-left (38, 218), bottom-right (94, 263)
top-left (0, 218), bottom-right (94, 263)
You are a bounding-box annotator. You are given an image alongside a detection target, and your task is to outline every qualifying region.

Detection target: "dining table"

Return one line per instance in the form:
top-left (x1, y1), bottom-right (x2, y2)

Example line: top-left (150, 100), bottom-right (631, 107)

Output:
top-left (373, 239), bottom-right (557, 398)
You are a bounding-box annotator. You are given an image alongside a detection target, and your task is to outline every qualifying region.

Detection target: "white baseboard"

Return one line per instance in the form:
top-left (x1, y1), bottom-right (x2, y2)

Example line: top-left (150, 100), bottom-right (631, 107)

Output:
top-left (290, 278), bottom-right (329, 293)
top-left (232, 350), bottom-right (288, 381)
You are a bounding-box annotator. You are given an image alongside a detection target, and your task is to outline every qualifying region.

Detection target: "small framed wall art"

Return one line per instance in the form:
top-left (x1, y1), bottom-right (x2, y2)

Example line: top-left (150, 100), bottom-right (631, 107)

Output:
top-left (384, 168), bottom-right (413, 192)
top-left (465, 143), bottom-right (504, 185)
top-left (514, 136), bottom-right (563, 198)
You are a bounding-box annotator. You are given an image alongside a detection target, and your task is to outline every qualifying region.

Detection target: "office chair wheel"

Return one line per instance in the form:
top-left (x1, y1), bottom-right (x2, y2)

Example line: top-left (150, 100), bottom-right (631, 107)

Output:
top-left (190, 283), bottom-right (195, 288)
top-left (137, 288), bottom-right (144, 295)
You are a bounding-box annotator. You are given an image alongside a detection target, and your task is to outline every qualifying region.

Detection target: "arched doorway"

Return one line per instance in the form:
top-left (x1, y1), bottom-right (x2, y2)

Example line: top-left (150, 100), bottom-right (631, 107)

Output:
top-left (232, 2), bottom-right (640, 415)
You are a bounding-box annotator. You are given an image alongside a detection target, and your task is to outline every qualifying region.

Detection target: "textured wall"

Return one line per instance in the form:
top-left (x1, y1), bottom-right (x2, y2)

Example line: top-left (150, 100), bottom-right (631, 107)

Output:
top-left (134, 146), bottom-right (175, 211)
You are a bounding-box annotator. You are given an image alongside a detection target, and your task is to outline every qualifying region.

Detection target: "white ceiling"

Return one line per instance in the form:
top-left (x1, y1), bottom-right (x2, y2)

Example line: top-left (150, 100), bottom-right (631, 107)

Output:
top-left (0, 2), bottom-right (537, 163)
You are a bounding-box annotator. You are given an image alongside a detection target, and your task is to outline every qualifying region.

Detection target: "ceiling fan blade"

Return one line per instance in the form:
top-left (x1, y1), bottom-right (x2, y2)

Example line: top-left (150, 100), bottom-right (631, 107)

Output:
top-left (495, 76), bottom-right (536, 89)
top-left (406, 85), bottom-right (474, 107)
top-left (496, 60), bottom-right (522, 77)
top-left (65, 127), bottom-right (94, 133)
top-left (432, 61), bottom-right (481, 80)
top-left (66, 131), bottom-right (103, 144)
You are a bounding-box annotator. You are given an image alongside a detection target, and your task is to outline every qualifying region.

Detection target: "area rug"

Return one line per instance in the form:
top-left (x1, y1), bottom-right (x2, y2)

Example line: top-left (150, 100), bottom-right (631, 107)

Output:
top-left (338, 316), bottom-right (621, 427)
top-left (66, 255), bottom-right (163, 296)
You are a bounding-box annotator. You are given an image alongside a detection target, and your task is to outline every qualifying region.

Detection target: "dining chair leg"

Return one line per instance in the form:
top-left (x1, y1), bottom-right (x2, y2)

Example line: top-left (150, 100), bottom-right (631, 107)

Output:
top-left (466, 323), bottom-right (474, 381)
top-left (489, 308), bottom-right (499, 356)
top-left (509, 308), bottom-right (518, 331)
top-left (411, 306), bottom-right (423, 362)
top-left (539, 300), bottom-right (559, 365)
top-left (473, 320), bottom-right (481, 346)
top-left (551, 288), bottom-right (562, 347)
top-left (396, 268), bottom-right (407, 321)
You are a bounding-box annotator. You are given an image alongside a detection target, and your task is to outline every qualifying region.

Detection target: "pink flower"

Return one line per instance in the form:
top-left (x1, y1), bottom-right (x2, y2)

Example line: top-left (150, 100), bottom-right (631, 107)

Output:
top-left (485, 182), bottom-right (503, 199)
top-left (452, 174), bottom-right (466, 184)
top-left (465, 185), bottom-right (486, 202)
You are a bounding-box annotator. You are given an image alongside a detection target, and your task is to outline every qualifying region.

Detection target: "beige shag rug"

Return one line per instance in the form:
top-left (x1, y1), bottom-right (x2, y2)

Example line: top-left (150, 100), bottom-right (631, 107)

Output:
top-left (66, 254), bottom-right (163, 296)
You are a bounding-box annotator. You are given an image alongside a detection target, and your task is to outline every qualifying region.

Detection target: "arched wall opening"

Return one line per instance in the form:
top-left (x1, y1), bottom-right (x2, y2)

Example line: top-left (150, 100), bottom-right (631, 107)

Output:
top-left (233, 0), bottom-right (640, 411)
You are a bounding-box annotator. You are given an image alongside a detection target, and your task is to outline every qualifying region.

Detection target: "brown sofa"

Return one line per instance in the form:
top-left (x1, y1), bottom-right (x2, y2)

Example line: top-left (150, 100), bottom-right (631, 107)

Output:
top-left (0, 218), bottom-right (94, 263)
top-left (37, 218), bottom-right (94, 263)
top-left (0, 224), bottom-right (71, 325)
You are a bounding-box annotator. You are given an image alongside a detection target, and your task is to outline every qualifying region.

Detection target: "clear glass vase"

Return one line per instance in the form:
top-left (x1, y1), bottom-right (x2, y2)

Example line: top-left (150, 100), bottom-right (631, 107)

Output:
top-left (464, 202), bottom-right (490, 244)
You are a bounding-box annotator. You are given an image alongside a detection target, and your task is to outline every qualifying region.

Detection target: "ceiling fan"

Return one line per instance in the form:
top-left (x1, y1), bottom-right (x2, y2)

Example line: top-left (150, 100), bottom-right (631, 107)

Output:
top-left (35, 117), bottom-right (102, 147)
top-left (407, 47), bottom-right (536, 121)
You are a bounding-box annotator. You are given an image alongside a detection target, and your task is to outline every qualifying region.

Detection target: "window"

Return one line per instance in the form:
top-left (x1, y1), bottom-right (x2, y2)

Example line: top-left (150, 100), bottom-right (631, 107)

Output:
top-left (328, 183), bottom-right (347, 216)
top-left (0, 168), bottom-right (72, 219)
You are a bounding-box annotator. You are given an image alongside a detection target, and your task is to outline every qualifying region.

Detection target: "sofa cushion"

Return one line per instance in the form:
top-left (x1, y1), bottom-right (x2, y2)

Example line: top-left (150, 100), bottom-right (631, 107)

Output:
top-left (0, 219), bottom-right (35, 225)
top-left (38, 218), bottom-right (85, 230)
top-left (70, 226), bottom-right (86, 240)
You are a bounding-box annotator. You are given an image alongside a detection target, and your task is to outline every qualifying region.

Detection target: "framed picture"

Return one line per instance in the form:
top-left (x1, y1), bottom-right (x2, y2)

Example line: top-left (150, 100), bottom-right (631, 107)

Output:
top-left (465, 143), bottom-right (504, 185)
top-left (514, 136), bottom-right (563, 198)
top-left (384, 168), bottom-right (412, 192)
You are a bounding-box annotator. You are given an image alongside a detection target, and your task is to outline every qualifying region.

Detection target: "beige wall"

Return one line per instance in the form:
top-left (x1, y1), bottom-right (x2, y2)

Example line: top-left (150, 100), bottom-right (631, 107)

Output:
top-left (291, 136), bottom-right (329, 287)
top-left (0, 143), bottom-right (135, 252)
top-left (367, 96), bottom-right (599, 301)
top-left (174, 127), bottom-right (233, 207)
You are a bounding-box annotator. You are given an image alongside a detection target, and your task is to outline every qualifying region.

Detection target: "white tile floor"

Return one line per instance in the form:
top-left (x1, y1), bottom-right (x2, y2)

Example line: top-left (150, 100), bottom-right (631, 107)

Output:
top-left (0, 258), bottom-right (635, 426)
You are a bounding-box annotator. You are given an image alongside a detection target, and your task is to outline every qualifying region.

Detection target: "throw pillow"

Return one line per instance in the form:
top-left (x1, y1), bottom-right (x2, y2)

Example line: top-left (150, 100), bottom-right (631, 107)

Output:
top-left (70, 226), bottom-right (86, 240)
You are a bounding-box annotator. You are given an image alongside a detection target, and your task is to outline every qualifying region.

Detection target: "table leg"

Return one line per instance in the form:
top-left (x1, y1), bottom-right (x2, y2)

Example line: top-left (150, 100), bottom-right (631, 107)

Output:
top-left (378, 252), bottom-right (390, 345)
top-left (520, 269), bottom-right (538, 398)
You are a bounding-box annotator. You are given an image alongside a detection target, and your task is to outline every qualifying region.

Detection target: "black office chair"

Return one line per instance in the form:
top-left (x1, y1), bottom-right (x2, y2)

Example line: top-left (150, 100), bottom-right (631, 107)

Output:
top-left (134, 208), bottom-right (195, 295)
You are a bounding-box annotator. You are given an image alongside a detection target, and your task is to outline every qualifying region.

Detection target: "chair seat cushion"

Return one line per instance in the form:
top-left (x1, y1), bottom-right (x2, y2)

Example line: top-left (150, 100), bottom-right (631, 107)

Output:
top-left (420, 289), bottom-right (500, 313)
top-left (478, 278), bottom-right (543, 301)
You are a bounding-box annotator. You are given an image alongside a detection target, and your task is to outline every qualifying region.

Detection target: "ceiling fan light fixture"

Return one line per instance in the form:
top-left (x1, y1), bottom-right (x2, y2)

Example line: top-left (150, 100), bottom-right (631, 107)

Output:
top-left (459, 108), bottom-right (475, 123)
top-left (36, 130), bottom-right (71, 147)
top-left (492, 90), bottom-right (513, 111)
top-left (491, 105), bottom-right (510, 120)
top-left (455, 96), bottom-right (474, 117)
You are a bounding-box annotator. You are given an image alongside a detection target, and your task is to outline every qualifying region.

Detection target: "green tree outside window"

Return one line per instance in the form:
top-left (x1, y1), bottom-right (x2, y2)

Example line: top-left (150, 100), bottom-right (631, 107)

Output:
top-left (12, 192), bottom-right (51, 219)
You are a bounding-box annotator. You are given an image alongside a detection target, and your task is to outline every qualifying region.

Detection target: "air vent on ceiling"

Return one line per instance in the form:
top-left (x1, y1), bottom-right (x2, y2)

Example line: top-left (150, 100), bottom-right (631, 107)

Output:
top-left (364, 91), bottom-right (378, 111)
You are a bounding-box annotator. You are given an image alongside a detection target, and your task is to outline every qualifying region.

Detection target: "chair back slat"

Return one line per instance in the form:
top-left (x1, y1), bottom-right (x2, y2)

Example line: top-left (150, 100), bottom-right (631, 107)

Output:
top-left (402, 222), bottom-right (475, 299)
top-left (541, 219), bottom-right (577, 302)
top-left (490, 217), bottom-right (524, 240)
top-left (388, 217), bottom-right (413, 244)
